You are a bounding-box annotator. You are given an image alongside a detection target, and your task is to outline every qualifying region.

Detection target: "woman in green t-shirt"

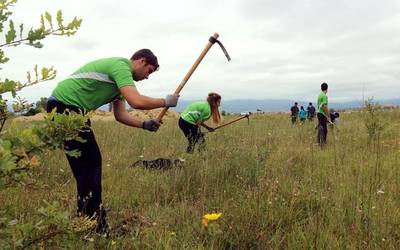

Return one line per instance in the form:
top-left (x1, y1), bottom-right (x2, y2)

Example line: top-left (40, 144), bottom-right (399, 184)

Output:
top-left (179, 92), bottom-right (221, 153)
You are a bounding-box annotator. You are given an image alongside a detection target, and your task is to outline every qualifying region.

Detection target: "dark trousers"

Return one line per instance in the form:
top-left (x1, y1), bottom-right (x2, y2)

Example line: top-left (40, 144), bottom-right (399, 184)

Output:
top-left (178, 117), bottom-right (205, 153)
top-left (317, 113), bottom-right (328, 145)
top-left (291, 115), bottom-right (297, 124)
top-left (46, 98), bottom-right (106, 226)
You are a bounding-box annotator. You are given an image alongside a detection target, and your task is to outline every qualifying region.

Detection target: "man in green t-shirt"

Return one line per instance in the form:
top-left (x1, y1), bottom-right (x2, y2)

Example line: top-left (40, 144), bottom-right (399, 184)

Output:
top-left (317, 82), bottom-right (330, 146)
top-left (46, 49), bottom-right (179, 235)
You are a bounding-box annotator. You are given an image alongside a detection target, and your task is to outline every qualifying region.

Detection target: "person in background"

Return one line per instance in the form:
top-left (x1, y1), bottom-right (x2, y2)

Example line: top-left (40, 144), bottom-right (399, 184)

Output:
top-left (307, 102), bottom-right (316, 121)
top-left (329, 109), bottom-right (340, 128)
top-left (317, 82), bottom-right (330, 146)
top-left (290, 102), bottom-right (299, 124)
top-left (299, 106), bottom-right (307, 123)
top-left (178, 92), bottom-right (221, 153)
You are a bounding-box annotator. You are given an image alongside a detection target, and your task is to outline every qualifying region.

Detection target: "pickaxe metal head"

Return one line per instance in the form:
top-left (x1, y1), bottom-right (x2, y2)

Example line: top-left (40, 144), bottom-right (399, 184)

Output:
top-left (209, 36), bottom-right (231, 61)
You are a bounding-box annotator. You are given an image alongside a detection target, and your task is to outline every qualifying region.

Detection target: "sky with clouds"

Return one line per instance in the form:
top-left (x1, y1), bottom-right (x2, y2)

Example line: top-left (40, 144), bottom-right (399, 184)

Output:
top-left (2, 0), bottom-right (399, 103)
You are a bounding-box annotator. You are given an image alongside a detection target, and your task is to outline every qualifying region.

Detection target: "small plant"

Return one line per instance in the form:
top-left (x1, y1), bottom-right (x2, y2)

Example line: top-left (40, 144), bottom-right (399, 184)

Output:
top-left (362, 98), bottom-right (385, 143)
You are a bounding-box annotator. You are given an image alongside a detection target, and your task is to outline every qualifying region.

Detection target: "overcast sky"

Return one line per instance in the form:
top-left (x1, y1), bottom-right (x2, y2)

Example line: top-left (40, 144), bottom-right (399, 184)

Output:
top-left (2, 0), bottom-right (399, 103)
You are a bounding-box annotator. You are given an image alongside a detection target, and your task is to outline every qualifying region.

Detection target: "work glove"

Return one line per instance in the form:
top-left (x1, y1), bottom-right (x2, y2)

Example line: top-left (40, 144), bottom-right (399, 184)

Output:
top-left (142, 119), bottom-right (161, 132)
top-left (164, 94), bottom-right (180, 107)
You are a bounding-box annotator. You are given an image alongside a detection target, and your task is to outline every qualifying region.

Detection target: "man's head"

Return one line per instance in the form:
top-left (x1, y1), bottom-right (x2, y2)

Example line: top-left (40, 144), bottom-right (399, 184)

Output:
top-left (309, 102), bottom-right (312, 106)
top-left (130, 49), bottom-right (159, 81)
top-left (321, 82), bottom-right (328, 92)
top-left (294, 102), bottom-right (298, 106)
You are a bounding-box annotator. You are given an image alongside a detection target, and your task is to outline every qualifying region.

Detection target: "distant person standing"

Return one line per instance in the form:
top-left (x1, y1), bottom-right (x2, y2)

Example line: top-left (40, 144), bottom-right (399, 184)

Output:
top-left (307, 102), bottom-right (316, 121)
top-left (299, 106), bottom-right (307, 123)
top-left (290, 102), bottom-right (299, 124)
top-left (317, 82), bottom-right (330, 146)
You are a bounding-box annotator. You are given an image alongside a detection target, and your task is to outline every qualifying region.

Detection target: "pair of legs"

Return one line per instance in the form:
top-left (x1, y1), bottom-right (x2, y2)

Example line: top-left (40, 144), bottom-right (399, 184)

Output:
top-left (291, 115), bottom-right (297, 124)
top-left (46, 97), bottom-right (108, 233)
top-left (317, 113), bottom-right (328, 146)
top-left (178, 117), bottom-right (205, 153)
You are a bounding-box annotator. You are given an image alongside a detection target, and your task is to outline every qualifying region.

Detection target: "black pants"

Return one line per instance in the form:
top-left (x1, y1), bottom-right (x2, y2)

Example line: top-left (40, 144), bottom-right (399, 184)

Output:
top-left (46, 98), bottom-right (106, 227)
top-left (178, 118), bottom-right (205, 153)
top-left (291, 115), bottom-right (297, 124)
top-left (317, 113), bottom-right (328, 145)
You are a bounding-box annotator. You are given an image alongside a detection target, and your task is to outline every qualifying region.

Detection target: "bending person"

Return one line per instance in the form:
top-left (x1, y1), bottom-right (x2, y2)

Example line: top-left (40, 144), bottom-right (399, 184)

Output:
top-left (46, 49), bottom-right (179, 234)
top-left (178, 92), bottom-right (221, 153)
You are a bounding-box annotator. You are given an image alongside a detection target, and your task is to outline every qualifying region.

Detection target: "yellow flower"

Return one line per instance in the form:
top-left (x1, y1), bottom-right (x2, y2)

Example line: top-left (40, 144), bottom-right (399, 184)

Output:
top-left (203, 213), bottom-right (222, 221)
top-left (111, 240), bottom-right (116, 245)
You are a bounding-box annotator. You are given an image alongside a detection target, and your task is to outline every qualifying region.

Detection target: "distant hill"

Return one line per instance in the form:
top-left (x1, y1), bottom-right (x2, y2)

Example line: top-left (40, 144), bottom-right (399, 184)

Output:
top-left (174, 98), bottom-right (400, 113)
top-left (8, 98), bottom-right (400, 114)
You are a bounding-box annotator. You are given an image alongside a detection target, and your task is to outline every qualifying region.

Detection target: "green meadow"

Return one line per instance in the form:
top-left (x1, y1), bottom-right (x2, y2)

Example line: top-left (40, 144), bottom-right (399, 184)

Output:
top-left (1, 109), bottom-right (399, 249)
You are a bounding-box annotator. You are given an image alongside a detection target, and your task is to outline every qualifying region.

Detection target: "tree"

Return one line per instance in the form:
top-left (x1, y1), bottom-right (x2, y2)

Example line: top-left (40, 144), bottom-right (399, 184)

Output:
top-left (0, 0), bottom-right (85, 186)
top-left (0, 2), bottom-right (93, 247)
top-left (0, 0), bottom-right (82, 128)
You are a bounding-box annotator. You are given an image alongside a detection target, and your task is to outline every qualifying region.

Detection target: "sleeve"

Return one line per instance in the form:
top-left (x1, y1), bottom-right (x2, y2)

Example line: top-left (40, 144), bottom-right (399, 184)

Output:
top-left (108, 60), bottom-right (135, 88)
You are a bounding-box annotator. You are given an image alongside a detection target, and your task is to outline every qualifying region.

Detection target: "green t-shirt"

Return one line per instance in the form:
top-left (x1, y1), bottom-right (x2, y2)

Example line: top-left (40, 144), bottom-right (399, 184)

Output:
top-left (180, 101), bottom-right (211, 125)
top-left (52, 57), bottom-right (135, 110)
top-left (317, 91), bottom-right (328, 115)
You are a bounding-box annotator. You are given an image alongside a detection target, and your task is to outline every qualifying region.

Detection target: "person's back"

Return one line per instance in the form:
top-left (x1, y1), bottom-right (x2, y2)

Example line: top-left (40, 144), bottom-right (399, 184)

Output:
top-left (299, 106), bottom-right (307, 123)
top-left (290, 102), bottom-right (299, 124)
top-left (307, 102), bottom-right (316, 120)
top-left (290, 105), bottom-right (299, 116)
top-left (180, 101), bottom-right (211, 125)
top-left (53, 57), bottom-right (134, 111)
top-left (299, 107), bottom-right (307, 119)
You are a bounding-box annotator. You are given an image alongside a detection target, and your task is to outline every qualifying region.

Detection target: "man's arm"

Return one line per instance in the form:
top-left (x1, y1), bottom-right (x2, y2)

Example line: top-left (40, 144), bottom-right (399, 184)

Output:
top-left (322, 104), bottom-right (329, 116)
top-left (119, 85), bottom-right (165, 109)
top-left (112, 99), bottom-right (144, 128)
top-left (200, 122), bottom-right (215, 132)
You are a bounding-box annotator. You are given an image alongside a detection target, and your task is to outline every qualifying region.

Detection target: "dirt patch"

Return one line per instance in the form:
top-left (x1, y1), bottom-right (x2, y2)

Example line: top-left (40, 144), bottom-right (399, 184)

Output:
top-left (12, 108), bottom-right (179, 122)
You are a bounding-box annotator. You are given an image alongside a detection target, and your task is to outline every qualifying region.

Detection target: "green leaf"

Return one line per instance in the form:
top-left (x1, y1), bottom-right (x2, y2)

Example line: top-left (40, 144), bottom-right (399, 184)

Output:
top-left (56, 10), bottom-right (64, 29)
top-left (5, 19), bottom-right (16, 44)
top-left (44, 11), bottom-right (53, 29)
top-left (0, 49), bottom-right (9, 64)
top-left (40, 14), bottom-right (45, 29)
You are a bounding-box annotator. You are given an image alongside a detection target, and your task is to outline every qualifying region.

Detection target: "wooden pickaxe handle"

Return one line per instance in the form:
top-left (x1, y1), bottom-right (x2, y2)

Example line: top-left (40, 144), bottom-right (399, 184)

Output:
top-left (156, 33), bottom-right (220, 122)
top-left (214, 114), bottom-right (249, 130)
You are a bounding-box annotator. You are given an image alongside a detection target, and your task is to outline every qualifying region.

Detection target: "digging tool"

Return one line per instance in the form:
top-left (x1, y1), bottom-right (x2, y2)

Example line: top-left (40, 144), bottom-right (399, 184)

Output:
top-left (157, 32), bottom-right (231, 122)
top-left (213, 114), bottom-right (250, 131)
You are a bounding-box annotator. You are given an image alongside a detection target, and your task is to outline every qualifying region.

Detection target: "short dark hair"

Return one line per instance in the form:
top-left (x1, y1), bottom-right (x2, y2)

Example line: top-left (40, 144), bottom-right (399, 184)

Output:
top-left (309, 102), bottom-right (312, 105)
top-left (321, 82), bottom-right (328, 91)
top-left (295, 102), bottom-right (298, 105)
top-left (131, 49), bottom-right (159, 70)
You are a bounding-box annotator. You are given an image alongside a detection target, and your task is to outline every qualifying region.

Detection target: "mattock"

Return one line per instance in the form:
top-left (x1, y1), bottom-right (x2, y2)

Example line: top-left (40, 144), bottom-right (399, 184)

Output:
top-left (156, 32), bottom-right (231, 122)
top-left (213, 114), bottom-right (250, 131)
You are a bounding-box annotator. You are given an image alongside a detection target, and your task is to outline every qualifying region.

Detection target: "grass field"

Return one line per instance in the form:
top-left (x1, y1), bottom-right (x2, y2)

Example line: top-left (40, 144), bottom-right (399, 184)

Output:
top-left (1, 109), bottom-right (399, 249)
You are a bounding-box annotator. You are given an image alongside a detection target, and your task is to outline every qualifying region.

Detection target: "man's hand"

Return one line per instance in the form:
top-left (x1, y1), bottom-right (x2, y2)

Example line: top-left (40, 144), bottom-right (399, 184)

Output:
top-left (207, 127), bottom-right (215, 132)
top-left (142, 119), bottom-right (161, 132)
top-left (165, 94), bottom-right (180, 107)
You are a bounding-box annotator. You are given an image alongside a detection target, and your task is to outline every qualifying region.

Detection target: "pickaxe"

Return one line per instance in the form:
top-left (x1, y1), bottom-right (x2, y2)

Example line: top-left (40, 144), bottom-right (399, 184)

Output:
top-left (213, 114), bottom-right (250, 131)
top-left (157, 33), bottom-right (231, 122)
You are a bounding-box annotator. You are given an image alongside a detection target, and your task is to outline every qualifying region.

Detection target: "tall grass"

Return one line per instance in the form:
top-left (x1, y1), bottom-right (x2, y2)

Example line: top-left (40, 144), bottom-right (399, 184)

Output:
top-left (1, 109), bottom-right (399, 249)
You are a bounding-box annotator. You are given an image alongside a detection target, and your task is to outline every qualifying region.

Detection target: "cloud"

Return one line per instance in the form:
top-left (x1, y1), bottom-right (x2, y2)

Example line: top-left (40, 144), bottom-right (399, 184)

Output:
top-left (2, 0), bottom-right (399, 104)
